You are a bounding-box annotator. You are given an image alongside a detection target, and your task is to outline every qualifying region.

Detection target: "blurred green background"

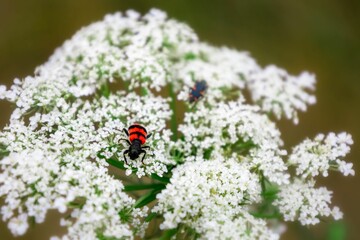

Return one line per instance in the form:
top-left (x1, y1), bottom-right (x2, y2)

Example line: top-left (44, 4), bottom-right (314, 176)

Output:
top-left (0, 0), bottom-right (359, 239)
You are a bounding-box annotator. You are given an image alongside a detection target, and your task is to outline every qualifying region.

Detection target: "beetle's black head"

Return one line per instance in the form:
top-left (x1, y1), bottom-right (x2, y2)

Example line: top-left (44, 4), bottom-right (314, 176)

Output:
top-left (129, 140), bottom-right (142, 160)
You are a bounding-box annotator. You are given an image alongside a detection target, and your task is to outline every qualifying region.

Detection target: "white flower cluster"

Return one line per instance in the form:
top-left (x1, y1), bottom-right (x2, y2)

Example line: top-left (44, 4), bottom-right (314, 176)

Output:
top-left (0, 8), bottom-right (354, 240)
top-left (274, 179), bottom-right (343, 225)
top-left (0, 92), bottom-right (173, 178)
top-left (154, 159), bottom-right (280, 239)
top-left (174, 44), bottom-right (259, 105)
top-left (172, 43), bottom-right (317, 124)
top-left (0, 9), bottom-right (316, 123)
top-left (0, 9), bottom-right (197, 115)
top-left (289, 132), bottom-right (354, 178)
top-left (247, 65), bottom-right (316, 124)
top-left (178, 100), bottom-right (289, 185)
top-left (0, 150), bottom-right (148, 239)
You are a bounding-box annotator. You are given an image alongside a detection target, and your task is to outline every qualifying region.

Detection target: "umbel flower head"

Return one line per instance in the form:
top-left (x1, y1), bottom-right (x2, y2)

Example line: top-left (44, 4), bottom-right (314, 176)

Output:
top-left (0, 9), bottom-right (354, 240)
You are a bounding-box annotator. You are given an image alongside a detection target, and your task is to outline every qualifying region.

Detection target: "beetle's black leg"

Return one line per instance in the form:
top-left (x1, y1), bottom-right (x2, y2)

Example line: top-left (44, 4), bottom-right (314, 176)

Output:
top-left (146, 133), bottom-right (152, 139)
top-left (142, 146), bottom-right (150, 149)
top-left (119, 138), bottom-right (131, 145)
top-left (123, 149), bottom-right (129, 165)
top-left (140, 150), bottom-right (147, 164)
top-left (123, 128), bottom-right (129, 137)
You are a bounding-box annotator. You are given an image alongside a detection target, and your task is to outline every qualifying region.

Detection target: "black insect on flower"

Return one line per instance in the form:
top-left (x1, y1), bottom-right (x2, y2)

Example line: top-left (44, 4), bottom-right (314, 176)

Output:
top-left (121, 123), bottom-right (152, 164)
top-left (189, 80), bottom-right (208, 103)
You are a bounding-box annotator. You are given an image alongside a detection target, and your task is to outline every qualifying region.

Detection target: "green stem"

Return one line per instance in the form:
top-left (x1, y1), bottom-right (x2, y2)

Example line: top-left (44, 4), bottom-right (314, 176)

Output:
top-left (0, 149), bottom-right (10, 157)
top-left (169, 83), bottom-right (178, 141)
top-left (145, 212), bottom-right (158, 222)
top-left (157, 228), bottom-right (177, 240)
top-left (260, 173), bottom-right (266, 192)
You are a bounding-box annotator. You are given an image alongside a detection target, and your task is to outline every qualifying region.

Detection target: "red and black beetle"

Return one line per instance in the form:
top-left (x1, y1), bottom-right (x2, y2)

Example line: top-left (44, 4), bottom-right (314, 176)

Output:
top-left (189, 80), bottom-right (208, 103)
top-left (121, 124), bottom-right (152, 164)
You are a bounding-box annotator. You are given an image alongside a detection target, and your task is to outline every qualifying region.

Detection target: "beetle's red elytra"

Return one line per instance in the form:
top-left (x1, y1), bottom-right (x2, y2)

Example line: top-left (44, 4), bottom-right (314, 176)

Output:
top-left (121, 124), bottom-right (152, 165)
top-left (128, 124), bottom-right (148, 144)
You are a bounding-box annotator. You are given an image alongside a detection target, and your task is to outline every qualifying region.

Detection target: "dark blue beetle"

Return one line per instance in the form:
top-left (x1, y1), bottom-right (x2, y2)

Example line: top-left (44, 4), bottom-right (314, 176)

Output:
top-left (189, 80), bottom-right (208, 103)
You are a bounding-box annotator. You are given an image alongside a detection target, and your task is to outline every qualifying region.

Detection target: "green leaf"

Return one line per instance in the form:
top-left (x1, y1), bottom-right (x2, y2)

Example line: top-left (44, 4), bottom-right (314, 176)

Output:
top-left (0, 144), bottom-right (10, 158)
top-left (327, 221), bottom-right (346, 240)
top-left (145, 212), bottom-right (158, 222)
top-left (133, 189), bottom-right (159, 208)
top-left (124, 183), bottom-right (166, 192)
top-left (106, 158), bottom-right (126, 170)
top-left (150, 174), bottom-right (170, 183)
top-left (251, 211), bottom-right (281, 219)
top-left (203, 146), bottom-right (214, 160)
top-left (261, 184), bottom-right (279, 201)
